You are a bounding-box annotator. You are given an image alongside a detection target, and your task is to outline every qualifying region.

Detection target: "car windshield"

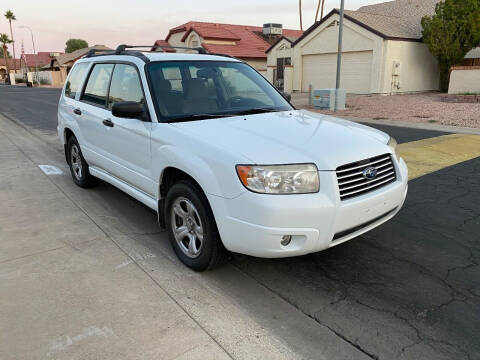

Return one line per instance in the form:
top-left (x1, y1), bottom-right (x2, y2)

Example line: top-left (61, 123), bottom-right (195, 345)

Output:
top-left (147, 60), bottom-right (293, 122)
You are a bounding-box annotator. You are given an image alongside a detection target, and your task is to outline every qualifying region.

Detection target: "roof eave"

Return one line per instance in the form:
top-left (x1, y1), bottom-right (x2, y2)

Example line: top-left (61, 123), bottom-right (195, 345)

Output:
top-left (292, 9), bottom-right (421, 46)
top-left (266, 36), bottom-right (294, 53)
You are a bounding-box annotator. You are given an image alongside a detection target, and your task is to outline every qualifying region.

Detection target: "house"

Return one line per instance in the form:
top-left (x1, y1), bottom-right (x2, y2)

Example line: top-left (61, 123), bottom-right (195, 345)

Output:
top-left (44, 45), bottom-right (111, 85)
top-left (153, 22), bottom-right (303, 77)
top-left (0, 59), bottom-right (21, 80)
top-left (22, 52), bottom-right (61, 71)
top-left (266, 35), bottom-right (303, 92)
top-left (275, 0), bottom-right (446, 94)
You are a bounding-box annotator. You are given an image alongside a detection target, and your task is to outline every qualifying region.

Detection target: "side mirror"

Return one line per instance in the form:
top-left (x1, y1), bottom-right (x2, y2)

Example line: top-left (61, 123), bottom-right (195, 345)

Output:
top-left (282, 92), bottom-right (291, 102)
top-left (111, 101), bottom-right (145, 119)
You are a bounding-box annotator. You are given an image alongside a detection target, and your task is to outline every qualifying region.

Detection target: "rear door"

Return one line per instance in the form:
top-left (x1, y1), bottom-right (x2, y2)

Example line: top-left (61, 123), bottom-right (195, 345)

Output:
top-left (58, 62), bottom-right (90, 143)
top-left (77, 63), bottom-right (115, 168)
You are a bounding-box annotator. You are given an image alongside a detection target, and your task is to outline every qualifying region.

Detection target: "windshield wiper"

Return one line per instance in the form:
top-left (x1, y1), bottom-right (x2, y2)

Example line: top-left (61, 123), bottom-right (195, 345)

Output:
top-left (166, 108), bottom-right (284, 123)
top-left (167, 113), bottom-right (232, 123)
top-left (223, 107), bottom-right (282, 116)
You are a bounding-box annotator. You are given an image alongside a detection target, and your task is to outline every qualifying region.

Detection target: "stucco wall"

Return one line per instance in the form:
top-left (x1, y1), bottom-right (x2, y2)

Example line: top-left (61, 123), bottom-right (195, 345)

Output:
top-left (168, 32), bottom-right (186, 47)
top-left (267, 39), bottom-right (294, 67)
top-left (381, 40), bottom-right (439, 93)
top-left (448, 67), bottom-right (480, 94)
top-left (244, 58), bottom-right (267, 73)
top-left (292, 14), bottom-right (384, 93)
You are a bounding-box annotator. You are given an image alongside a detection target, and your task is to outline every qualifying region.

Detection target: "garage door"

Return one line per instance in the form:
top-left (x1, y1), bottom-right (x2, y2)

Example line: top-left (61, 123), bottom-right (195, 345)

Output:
top-left (302, 51), bottom-right (373, 94)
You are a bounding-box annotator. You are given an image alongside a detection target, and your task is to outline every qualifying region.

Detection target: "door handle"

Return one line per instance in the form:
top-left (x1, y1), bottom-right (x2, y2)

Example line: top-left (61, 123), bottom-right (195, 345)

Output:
top-left (102, 119), bottom-right (114, 127)
top-left (73, 108), bottom-right (82, 115)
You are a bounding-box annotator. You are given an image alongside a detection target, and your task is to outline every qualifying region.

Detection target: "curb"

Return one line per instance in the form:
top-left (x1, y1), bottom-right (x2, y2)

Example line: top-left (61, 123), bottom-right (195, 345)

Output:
top-left (346, 117), bottom-right (480, 135)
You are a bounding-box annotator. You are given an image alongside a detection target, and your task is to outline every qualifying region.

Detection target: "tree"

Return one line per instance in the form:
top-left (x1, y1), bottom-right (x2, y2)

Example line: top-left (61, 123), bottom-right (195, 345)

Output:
top-left (65, 38), bottom-right (89, 53)
top-left (0, 47), bottom-right (10, 59)
top-left (299, 0), bottom-right (303, 30)
top-left (421, 0), bottom-right (480, 91)
top-left (0, 33), bottom-right (13, 79)
top-left (4, 10), bottom-right (16, 73)
top-left (315, 0), bottom-right (326, 22)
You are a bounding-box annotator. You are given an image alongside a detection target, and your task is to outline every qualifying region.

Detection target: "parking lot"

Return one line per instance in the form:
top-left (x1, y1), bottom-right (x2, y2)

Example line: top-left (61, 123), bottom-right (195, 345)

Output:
top-left (1, 86), bottom-right (479, 359)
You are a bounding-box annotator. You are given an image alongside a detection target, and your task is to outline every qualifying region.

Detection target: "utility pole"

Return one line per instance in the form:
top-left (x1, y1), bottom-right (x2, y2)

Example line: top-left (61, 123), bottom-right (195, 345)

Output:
top-left (18, 25), bottom-right (38, 86)
top-left (334, 0), bottom-right (345, 112)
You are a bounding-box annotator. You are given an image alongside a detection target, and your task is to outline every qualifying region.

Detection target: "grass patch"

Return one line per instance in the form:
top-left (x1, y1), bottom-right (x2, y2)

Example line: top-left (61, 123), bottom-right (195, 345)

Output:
top-left (427, 119), bottom-right (438, 123)
top-left (373, 116), bottom-right (388, 120)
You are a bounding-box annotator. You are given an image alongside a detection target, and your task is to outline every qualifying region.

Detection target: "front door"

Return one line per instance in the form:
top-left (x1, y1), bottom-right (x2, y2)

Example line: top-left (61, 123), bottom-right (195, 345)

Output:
top-left (78, 62), bottom-right (153, 197)
top-left (102, 63), bottom-right (154, 196)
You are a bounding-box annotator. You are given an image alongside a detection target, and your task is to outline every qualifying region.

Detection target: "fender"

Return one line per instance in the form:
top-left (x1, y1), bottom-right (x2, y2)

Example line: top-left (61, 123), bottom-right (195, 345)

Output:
top-left (152, 144), bottom-right (245, 200)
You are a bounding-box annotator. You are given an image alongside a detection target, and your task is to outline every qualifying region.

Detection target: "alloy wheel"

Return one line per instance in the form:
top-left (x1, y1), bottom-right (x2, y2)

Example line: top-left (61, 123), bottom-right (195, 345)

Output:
top-left (170, 197), bottom-right (204, 258)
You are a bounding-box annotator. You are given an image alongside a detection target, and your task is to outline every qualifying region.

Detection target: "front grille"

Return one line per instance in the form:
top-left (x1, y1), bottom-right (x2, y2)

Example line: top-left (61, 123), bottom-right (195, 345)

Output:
top-left (336, 154), bottom-right (396, 200)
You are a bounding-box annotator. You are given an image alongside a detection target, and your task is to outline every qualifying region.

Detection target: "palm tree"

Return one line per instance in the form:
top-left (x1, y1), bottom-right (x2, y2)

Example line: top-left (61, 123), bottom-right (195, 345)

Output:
top-left (4, 10), bottom-right (16, 73)
top-left (0, 33), bottom-right (13, 80)
top-left (299, 0), bottom-right (303, 30)
top-left (315, 0), bottom-right (326, 22)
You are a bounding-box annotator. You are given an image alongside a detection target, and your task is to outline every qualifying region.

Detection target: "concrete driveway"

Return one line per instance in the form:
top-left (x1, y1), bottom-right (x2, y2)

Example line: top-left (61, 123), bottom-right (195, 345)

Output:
top-left (0, 86), bottom-right (479, 360)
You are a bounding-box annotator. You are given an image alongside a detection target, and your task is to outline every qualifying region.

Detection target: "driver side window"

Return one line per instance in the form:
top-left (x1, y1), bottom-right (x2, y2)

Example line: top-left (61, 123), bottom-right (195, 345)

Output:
top-left (108, 64), bottom-right (144, 109)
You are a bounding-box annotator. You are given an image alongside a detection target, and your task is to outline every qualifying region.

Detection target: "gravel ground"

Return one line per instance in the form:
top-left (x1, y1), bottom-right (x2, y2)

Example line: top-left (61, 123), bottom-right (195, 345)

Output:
top-left (295, 92), bottom-right (480, 128)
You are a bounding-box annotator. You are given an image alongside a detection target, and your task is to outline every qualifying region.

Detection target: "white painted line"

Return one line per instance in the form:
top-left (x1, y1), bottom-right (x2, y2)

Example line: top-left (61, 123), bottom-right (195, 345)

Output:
top-left (38, 165), bottom-right (63, 175)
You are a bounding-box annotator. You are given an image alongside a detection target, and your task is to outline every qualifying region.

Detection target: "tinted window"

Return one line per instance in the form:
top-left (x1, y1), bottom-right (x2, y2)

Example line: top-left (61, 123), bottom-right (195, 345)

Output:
top-left (162, 65), bottom-right (183, 91)
top-left (64, 63), bottom-right (89, 99)
top-left (81, 64), bottom-right (114, 107)
top-left (108, 64), bottom-right (144, 109)
top-left (147, 61), bottom-right (291, 121)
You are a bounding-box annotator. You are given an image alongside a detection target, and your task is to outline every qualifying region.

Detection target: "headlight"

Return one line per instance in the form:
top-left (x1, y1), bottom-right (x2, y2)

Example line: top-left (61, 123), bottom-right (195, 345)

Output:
top-left (387, 136), bottom-right (400, 160)
top-left (236, 164), bottom-right (319, 194)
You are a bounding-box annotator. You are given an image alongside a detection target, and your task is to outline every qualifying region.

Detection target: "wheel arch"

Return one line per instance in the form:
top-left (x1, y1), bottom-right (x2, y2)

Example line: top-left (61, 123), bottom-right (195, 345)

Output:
top-left (157, 166), bottom-right (209, 228)
top-left (63, 128), bottom-right (76, 164)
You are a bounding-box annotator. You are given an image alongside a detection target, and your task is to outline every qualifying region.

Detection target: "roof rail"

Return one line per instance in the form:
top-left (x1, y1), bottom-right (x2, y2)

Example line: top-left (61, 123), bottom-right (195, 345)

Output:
top-left (85, 48), bottom-right (114, 58)
top-left (116, 44), bottom-right (207, 54)
top-left (84, 44), bottom-right (237, 64)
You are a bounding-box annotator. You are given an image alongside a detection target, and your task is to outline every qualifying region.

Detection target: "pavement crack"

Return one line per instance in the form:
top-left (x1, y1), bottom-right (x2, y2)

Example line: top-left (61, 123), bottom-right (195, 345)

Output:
top-left (0, 245), bottom-right (67, 265)
top-left (233, 264), bottom-right (379, 360)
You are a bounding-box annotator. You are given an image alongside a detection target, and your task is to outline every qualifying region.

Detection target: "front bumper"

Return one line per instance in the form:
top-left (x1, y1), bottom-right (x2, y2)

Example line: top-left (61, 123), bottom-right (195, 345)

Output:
top-left (209, 157), bottom-right (408, 258)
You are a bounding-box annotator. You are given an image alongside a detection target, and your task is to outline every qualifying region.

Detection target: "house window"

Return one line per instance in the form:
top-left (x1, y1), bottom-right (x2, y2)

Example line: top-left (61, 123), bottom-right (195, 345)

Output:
top-left (191, 40), bottom-right (199, 47)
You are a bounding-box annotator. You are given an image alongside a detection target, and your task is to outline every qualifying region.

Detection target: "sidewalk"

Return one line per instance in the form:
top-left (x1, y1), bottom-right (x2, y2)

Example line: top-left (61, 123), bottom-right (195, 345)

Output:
top-left (0, 124), bottom-right (230, 360)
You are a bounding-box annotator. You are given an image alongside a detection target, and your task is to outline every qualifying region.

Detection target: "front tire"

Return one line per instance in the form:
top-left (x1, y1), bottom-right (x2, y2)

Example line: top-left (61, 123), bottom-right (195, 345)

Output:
top-left (67, 136), bottom-right (97, 188)
top-left (165, 180), bottom-right (229, 271)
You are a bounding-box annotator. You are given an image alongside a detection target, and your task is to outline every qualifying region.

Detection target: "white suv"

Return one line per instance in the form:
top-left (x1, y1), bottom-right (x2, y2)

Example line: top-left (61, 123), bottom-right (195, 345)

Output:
top-left (58, 45), bottom-right (408, 271)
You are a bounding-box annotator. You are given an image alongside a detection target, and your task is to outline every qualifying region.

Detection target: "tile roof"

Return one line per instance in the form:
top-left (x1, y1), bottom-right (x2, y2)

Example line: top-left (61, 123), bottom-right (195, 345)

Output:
top-left (24, 52), bottom-right (55, 67)
top-left (355, 0), bottom-right (439, 38)
top-left (343, 9), bottom-right (420, 39)
top-left (0, 58), bottom-right (21, 69)
top-left (294, 0), bottom-right (441, 44)
top-left (164, 21), bottom-right (303, 59)
top-left (151, 40), bottom-right (176, 52)
top-left (465, 47), bottom-right (480, 59)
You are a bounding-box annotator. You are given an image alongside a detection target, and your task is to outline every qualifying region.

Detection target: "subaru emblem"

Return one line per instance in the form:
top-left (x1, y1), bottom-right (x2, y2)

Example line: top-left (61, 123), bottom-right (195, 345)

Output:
top-left (362, 166), bottom-right (378, 180)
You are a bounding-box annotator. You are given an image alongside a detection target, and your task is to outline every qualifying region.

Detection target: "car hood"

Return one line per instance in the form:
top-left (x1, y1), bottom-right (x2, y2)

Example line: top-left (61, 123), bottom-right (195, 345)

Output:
top-left (170, 110), bottom-right (391, 170)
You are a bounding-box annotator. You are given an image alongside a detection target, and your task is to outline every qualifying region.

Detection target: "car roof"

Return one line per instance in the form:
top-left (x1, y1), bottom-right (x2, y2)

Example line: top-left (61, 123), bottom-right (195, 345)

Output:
top-left (76, 51), bottom-right (242, 65)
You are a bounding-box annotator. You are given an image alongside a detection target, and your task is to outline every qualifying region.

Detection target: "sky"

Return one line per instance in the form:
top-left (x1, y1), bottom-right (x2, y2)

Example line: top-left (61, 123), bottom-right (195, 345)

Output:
top-left (1, 0), bottom-right (387, 54)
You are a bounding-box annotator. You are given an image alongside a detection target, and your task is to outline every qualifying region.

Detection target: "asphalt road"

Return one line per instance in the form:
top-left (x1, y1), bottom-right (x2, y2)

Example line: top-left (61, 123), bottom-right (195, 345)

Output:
top-left (1, 86), bottom-right (479, 360)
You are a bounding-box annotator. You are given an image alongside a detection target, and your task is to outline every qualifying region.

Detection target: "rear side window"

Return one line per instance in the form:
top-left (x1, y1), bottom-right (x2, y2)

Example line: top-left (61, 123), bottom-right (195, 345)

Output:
top-left (108, 64), bottom-right (144, 109)
top-left (81, 64), bottom-right (114, 107)
top-left (64, 63), bottom-right (89, 99)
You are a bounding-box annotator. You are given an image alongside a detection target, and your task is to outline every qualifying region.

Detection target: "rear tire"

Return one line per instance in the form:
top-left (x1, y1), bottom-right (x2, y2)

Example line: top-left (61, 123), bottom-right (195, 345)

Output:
top-left (67, 136), bottom-right (97, 188)
top-left (165, 180), bottom-right (229, 271)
